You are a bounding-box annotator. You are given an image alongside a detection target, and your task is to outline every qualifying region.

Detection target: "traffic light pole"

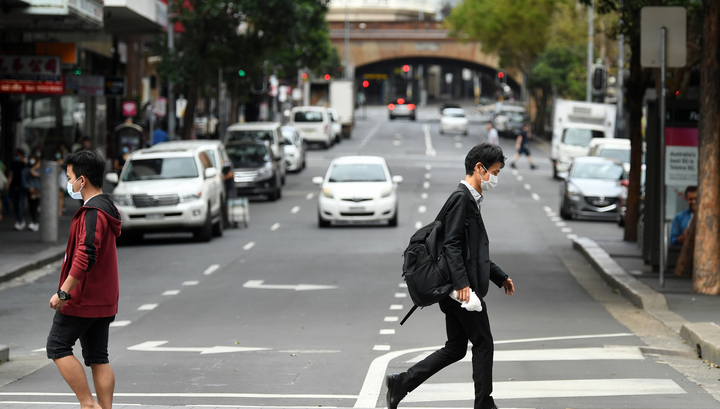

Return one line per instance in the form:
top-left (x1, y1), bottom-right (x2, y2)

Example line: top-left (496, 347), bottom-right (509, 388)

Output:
top-left (659, 26), bottom-right (667, 288)
top-left (586, 0), bottom-right (594, 102)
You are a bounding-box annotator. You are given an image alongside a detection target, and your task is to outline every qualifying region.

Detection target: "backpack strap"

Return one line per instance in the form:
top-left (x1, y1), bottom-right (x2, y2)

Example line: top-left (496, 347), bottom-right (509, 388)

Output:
top-left (400, 305), bottom-right (419, 326)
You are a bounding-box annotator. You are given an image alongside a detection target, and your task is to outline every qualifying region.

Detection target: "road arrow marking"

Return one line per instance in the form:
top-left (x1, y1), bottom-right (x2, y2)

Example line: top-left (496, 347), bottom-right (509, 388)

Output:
top-left (243, 280), bottom-right (338, 291)
top-left (127, 341), bottom-right (269, 355)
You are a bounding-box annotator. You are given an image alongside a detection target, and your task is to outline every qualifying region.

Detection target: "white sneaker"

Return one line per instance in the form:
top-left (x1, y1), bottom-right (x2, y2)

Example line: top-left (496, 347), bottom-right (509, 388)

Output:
top-left (28, 223), bottom-right (39, 232)
top-left (14, 221), bottom-right (26, 231)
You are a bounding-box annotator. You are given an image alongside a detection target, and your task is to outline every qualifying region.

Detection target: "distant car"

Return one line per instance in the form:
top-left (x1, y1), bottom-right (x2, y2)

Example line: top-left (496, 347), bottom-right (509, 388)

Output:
top-left (440, 103), bottom-right (461, 114)
top-left (504, 112), bottom-right (527, 137)
top-left (588, 138), bottom-right (631, 173)
top-left (226, 141), bottom-right (283, 201)
top-left (327, 108), bottom-right (342, 144)
top-left (224, 122), bottom-right (286, 184)
top-left (559, 157), bottom-right (628, 221)
top-left (281, 126), bottom-right (306, 172)
top-left (312, 156), bottom-right (403, 227)
top-left (440, 108), bottom-right (469, 136)
top-left (290, 107), bottom-right (334, 149)
top-left (492, 105), bottom-right (527, 137)
top-left (388, 98), bottom-right (416, 121)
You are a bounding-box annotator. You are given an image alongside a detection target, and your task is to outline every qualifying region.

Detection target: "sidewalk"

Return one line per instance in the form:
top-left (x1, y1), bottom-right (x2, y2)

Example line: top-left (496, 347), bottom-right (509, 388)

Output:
top-left (574, 236), bottom-right (720, 367)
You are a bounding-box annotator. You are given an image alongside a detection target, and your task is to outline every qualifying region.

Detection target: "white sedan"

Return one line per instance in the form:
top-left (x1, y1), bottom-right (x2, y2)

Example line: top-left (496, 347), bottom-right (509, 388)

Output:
top-left (313, 156), bottom-right (403, 227)
top-left (440, 108), bottom-right (469, 135)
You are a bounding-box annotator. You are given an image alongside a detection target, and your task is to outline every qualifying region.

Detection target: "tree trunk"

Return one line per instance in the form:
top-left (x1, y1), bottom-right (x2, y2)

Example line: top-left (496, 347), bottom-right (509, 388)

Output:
top-left (693, 0), bottom-right (720, 295)
top-left (623, 37), bottom-right (646, 242)
top-left (533, 88), bottom-right (548, 140)
top-left (674, 216), bottom-right (695, 278)
top-left (182, 76), bottom-right (201, 139)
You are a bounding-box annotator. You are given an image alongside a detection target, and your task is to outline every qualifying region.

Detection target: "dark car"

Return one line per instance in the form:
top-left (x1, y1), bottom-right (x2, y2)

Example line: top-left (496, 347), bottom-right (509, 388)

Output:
top-left (226, 141), bottom-right (282, 201)
top-left (559, 157), bottom-right (628, 221)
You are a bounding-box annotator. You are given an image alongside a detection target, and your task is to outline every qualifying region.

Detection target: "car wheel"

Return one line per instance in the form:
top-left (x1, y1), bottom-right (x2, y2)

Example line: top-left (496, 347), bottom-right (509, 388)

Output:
top-left (411, 115), bottom-right (416, 121)
top-left (194, 208), bottom-right (213, 242)
top-left (212, 212), bottom-right (223, 237)
top-left (440, 128), bottom-right (444, 135)
top-left (388, 208), bottom-right (398, 227)
top-left (318, 213), bottom-right (330, 228)
top-left (389, 115), bottom-right (394, 120)
top-left (463, 130), bottom-right (469, 136)
top-left (276, 187), bottom-right (282, 200)
top-left (552, 164), bottom-right (559, 180)
top-left (336, 134), bottom-right (341, 144)
top-left (559, 202), bottom-right (572, 220)
top-left (617, 214), bottom-right (626, 227)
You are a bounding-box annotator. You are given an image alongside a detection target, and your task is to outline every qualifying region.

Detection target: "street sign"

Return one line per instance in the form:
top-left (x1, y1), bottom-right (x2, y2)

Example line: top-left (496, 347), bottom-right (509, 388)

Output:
top-left (104, 76), bottom-right (126, 97)
top-left (176, 97), bottom-right (187, 118)
top-left (65, 75), bottom-right (104, 96)
top-left (155, 97), bottom-right (167, 117)
top-left (269, 75), bottom-right (278, 97)
top-left (122, 101), bottom-right (137, 117)
top-left (128, 340), bottom-right (269, 355)
top-left (291, 88), bottom-right (302, 101)
top-left (278, 85), bottom-right (288, 102)
top-left (0, 55), bottom-right (61, 80)
top-left (243, 280), bottom-right (338, 291)
top-left (641, 7), bottom-right (686, 68)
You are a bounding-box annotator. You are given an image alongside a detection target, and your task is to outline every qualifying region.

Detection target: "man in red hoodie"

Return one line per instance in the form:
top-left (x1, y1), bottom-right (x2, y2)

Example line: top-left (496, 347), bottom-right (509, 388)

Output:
top-left (47, 150), bottom-right (122, 409)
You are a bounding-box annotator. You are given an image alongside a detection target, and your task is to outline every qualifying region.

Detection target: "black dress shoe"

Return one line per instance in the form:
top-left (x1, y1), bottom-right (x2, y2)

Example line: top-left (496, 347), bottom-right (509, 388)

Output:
top-left (386, 373), bottom-right (405, 409)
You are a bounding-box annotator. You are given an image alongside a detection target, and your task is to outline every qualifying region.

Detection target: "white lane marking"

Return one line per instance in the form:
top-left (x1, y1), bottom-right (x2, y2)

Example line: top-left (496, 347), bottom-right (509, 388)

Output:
top-left (543, 206), bottom-right (552, 212)
top-left (524, 184), bottom-right (531, 190)
top-left (418, 205), bottom-right (427, 213)
top-left (454, 142), bottom-right (463, 149)
top-left (394, 293), bottom-right (407, 298)
top-left (182, 281), bottom-right (199, 286)
top-left (414, 221), bottom-right (423, 229)
top-left (555, 222), bottom-right (567, 227)
top-left (127, 340), bottom-right (269, 355)
top-left (291, 206), bottom-right (300, 214)
top-left (550, 216), bottom-right (562, 222)
top-left (395, 133), bottom-right (403, 139)
top-left (567, 234), bottom-right (579, 240)
top-left (203, 264), bottom-right (220, 276)
top-left (109, 320), bottom-right (131, 327)
top-left (243, 280), bottom-right (338, 291)
top-left (359, 122), bottom-right (382, 149)
top-left (380, 329), bottom-right (396, 335)
top-left (373, 345), bottom-right (391, 351)
top-left (0, 392), bottom-right (356, 400)
top-left (390, 304), bottom-right (403, 310)
top-left (421, 192), bottom-right (428, 199)
top-left (243, 242), bottom-right (255, 250)
top-left (531, 193), bottom-right (540, 201)
top-left (137, 303), bottom-right (158, 311)
top-left (423, 124), bottom-right (437, 157)
top-left (424, 173), bottom-right (432, 179)
top-left (423, 181), bottom-right (430, 189)
top-left (547, 211), bottom-right (558, 217)
top-left (561, 227), bottom-right (573, 233)
top-left (516, 175), bottom-right (524, 181)
top-left (384, 316), bottom-right (398, 322)
top-left (407, 346), bottom-right (645, 363)
top-left (512, 170), bottom-right (519, 176)
top-left (398, 283), bottom-right (407, 288)
top-left (162, 290), bottom-right (180, 296)
top-left (32, 348), bottom-right (46, 352)
top-left (271, 223), bottom-right (281, 231)
top-left (454, 135), bottom-right (461, 141)
top-left (306, 193), bottom-right (314, 200)
top-left (404, 379), bottom-right (684, 402)
top-left (393, 140), bottom-right (402, 146)
top-left (425, 164), bottom-right (432, 170)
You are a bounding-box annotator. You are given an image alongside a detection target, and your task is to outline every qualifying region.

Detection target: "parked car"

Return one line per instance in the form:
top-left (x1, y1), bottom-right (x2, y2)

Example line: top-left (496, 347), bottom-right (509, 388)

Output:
top-left (388, 98), bottom-right (416, 121)
top-left (559, 157), bottom-right (628, 221)
top-left (106, 145), bottom-right (225, 243)
top-left (224, 122), bottom-right (286, 184)
top-left (440, 108), bottom-right (469, 135)
top-left (281, 126), bottom-right (306, 172)
top-left (226, 141), bottom-right (282, 201)
top-left (588, 138), bottom-right (631, 173)
top-left (290, 106), bottom-right (334, 149)
top-left (327, 108), bottom-right (342, 144)
top-left (312, 156), bottom-right (403, 227)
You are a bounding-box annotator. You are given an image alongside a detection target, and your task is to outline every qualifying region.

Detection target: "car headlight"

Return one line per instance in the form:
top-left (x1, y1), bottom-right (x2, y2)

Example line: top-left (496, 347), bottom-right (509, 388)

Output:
top-left (256, 164), bottom-right (273, 180)
top-left (322, 187), bottom-right (334, 198)
top-left (112, 194), bottom-right (133, 207)
top-left (559, 157), bottom-right (572, 167)
top-left (566, 183), bottom-right (582, 198)
top-left (381, 186), bottom-right (393, 198)
top-left (180, 192), bottom-right (202, 202)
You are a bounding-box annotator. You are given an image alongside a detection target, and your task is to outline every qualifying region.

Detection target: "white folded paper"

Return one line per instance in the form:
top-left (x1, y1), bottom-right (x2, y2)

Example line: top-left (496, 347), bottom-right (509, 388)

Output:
top-left (450, 289), bottom-right (483, 312)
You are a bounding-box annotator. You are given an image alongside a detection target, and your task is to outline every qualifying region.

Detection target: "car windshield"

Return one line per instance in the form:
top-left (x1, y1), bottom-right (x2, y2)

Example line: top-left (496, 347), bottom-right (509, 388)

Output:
top-left (562, 128), bottom-right (605, 147)
top-left (507, 113), bottom-right (525, 122)
top-left (226, 129), bottom-right (274, 144)
top-left (294, 111), bottom-right (323, 122)
top-left (443, 110), bottom-right (465, 118)
top-left (328, 163), bottom-right (387, 183)
top-left (597, 147), bottom-right (630, 163)
top-left (282, 132), bottom-right (294, 145)
top-left (226, 145), bottom-right (269, 168)
top-left (123, 157), bottom-right (198, 181)
top-left (571, 162), bottom-right (625, 180)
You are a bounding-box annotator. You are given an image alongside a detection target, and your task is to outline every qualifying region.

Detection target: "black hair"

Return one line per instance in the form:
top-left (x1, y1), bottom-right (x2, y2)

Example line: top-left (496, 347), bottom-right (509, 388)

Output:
top-left (464, 143), bottom-right (506, 175)
top-left (685, 186), bottom-right (698, 196)
top-left (65, 150), bottom-right (105, 188)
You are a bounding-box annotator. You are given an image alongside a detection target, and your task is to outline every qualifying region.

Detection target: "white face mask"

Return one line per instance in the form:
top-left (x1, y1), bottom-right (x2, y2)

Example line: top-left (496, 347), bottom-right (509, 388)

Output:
top-left (480, 164), bottom-right (498, 191)
top-left (67, 178), bottom-right (84, 200)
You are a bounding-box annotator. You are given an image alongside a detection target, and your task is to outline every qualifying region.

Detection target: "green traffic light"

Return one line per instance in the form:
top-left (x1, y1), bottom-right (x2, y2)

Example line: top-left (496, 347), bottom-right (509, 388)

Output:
top-left (73, 68), bottom-right (82, 75)
top-left (238, 70), bottom-right (246, 77)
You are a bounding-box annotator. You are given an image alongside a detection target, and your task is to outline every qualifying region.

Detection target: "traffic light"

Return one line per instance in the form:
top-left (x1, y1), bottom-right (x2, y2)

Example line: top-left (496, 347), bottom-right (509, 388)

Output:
top-left (238, 70), bottom-right (246, 77)
top-left (362, 80), bottom-right (369, 88)
top-left (592, 65), bottom-right (606, 93)
top-left (73, 67), bottom-right (82, 75)
top-left (324, 74), bottom-right (331, 81)
top-left (402, 65), bottom-right (410, 73)
top-left (301, 73), bottom-right (308, 81)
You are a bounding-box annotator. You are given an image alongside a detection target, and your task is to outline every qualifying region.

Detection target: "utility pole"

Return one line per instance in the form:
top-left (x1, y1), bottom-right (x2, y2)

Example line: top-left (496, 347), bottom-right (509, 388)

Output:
top-left (586, 0), bottom-right (594, 102)
top-left (617, 14), bottom-right (625, 137)
top-left (344, 2), bottom-right (350, 79)
top-left (167, 18), bottom-right (176, 140)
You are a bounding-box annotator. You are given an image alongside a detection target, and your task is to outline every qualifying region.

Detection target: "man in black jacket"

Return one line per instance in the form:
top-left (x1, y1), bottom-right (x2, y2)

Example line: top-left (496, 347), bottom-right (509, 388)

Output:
top-left (387, 143), bottom-right (515, 409)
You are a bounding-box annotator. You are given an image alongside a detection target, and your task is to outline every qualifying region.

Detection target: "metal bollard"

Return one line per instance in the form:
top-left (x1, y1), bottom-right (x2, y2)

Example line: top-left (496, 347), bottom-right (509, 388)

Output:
top-left (40, 160), bottom-right (59, 243)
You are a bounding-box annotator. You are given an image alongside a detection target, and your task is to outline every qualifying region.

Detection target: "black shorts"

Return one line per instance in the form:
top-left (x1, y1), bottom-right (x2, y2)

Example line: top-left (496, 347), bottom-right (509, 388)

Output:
top-left (46, 311), bottom-right (115, 366)
top-left (517, 144), bottom-right (531, 156)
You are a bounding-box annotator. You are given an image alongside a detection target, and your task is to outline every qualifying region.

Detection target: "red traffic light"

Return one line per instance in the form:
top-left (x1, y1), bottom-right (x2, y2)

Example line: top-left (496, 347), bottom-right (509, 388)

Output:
top-left (497, 72), bottom-right (504, 79)
top-left (301, 73), bottom-right (308, 80)
top-left (324, 74), bottom-right (331, 80)
top-left (402, 65), bottom-right (410, 73)
top-left (362, 80), bottom-right (369, 88)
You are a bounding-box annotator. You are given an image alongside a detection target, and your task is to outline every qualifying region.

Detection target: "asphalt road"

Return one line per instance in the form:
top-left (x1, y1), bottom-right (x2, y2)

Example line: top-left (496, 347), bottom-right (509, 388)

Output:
top-left (1, 105), bottom-right (719, 409)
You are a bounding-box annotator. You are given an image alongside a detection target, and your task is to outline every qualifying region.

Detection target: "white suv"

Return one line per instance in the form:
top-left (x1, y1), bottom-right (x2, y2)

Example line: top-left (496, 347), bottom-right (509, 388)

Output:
top-left (106, 145), bottom-right (225, 243)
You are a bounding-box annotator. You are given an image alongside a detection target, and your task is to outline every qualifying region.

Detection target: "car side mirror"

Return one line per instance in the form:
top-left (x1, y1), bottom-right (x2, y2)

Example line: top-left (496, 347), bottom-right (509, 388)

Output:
top-left (105, 173), bottom-right (119, 184)
top-left (312, 177), bottom-right (323, 185)
top-left (392, 175), bottom-right (404, 184)
top-left (204, 167), bottom-right (218, 179)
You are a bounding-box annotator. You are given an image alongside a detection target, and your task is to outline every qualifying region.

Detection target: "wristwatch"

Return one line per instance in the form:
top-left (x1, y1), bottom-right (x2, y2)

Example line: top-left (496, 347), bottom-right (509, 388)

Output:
top-left (57, 290), bottom-right (71, 301)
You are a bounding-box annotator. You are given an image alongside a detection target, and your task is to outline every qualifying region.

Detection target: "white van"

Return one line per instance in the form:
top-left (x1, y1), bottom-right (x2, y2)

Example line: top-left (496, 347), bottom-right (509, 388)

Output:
top-left (290, 106), bottom-right (334, 149)
top-left (224, 122), bottom-right (286, 183)
top-left (551, 99), bottom-right (617, 179)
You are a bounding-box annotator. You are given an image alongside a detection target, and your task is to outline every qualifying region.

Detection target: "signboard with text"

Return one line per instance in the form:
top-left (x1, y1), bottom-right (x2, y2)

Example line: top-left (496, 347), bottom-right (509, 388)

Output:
top-left (0, 78), bottom-right (64, 95)
top-left (105, 76), bottom-right (126, 97)
top-left (65, 75), bottom-right (104, 96)
top-left (0, 55), bottom-right (61, 81)
top-left (665, 127), bottom-right (698, 186)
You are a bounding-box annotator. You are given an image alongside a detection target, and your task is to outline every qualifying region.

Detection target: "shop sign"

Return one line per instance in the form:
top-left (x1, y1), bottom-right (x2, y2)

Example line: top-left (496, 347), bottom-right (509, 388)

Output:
top-left (0, 55), bottom-right (61, 81)
top-left (122, 101), bottom-right (137, 117)
top-left (105, 76), bottom-right (126, 97)
top-left (155, 97), bottom-right (167, 117)
top-left (68, 0), bottom-right (104, 26)
top-left (665, 127), bottom-right (698, 186)
top-left (65, 75), bottom-right (104, 96)
top-left (0, 78), bottom-right (64, 95)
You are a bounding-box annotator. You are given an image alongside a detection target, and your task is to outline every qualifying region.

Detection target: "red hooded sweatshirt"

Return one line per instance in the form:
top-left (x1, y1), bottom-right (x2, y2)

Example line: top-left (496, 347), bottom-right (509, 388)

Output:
top-left (58, 194), bottom-right (122, 318)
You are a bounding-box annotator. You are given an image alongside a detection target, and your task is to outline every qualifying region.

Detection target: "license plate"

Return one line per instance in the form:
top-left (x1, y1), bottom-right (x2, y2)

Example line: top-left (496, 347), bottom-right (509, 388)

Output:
top-left (592, 200), bottom-right (608, 206)
top-left (302, 128), bottom-right (315, 133)
top-left (236, 182), bottom-right (250, 187)
top-left (146, 214), bottom-right (164, 219)
top-left (348, 206), bottom-right (365, 211)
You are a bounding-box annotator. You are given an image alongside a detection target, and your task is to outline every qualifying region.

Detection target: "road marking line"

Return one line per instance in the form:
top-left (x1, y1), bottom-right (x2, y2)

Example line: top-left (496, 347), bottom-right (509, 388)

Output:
top-left (543, 206), bottom-right (552, 212)
top-left (394, 293), bottom-right (407, 298)
top-left (203, 264), bottom-right (220, 276)
top-left (423, 181), bottom-right (430, 189)
top-left (423, 124), bottom-right (437, 157)
top-left (390, 304), bottom-right (403, 310)
top-left (109, 320), bottom-right (131, 327)
top-left (567, 234), bottom-right (578, 240)
top-left (31, 348), bottom-right (46, 352)
top-left (137, 303), bottom-right (158, 311)
top-left (395, 133), bottom-right (403, 139)
top-left (555, 222), bottom-right (567, 227)
top-left (162, 290), bottom-right (180, 296)
top-left (407, 346), bottom-right (645, 363)
top-left (393, 140), bottom-right (402, 146)
top-left (561, 227), bottom-right (573, 233)
top-left (384, 316), bottom-right (398, 322)
top-left (454, 142), bottom-right (463, 149)
top-left (380, 329), bottom-right (396, 335)
top-left (418, 205), bottom-right (427, 213)
top-left (291, 206), bottom-right (300, 214)
top-left (243, 242), bottom-right (255, 250)
top-left (512, 170), bottom-right (519, 176)
top-left (531, 193), bottom-right (540, 201)
top-left (516, 175), bottom-right (523, 181)
top-left (414, 221), bottom-right (423, 229)
top-left (183, 281), bottom-right (199, 286)
top-left (128, 340), bottom-right (269, 355)
top-left (524, 184), bottom-right (531, 190)
top-left (373, 345), bottom-right (391, 351)
top-left (425, 164), bottom-right (432, 170)
top-left (550, 216), bottom-right (561, 222)
top-left (271, 223), bottom-right (281, 231)
top-left (306, 193), bottom-right (314, 200)
top-left (243, 280), bottom-right (337, 291)
top-left (398, 283), bottom-right (407, 288)
top-left (421, 192), bottom-right (428, 199)
top-left (424, 173), bottom-right (432, 179)
top-left (0, 392), bottom-right (357, 400)
top-left (359, 122), bottom-right (382, 149)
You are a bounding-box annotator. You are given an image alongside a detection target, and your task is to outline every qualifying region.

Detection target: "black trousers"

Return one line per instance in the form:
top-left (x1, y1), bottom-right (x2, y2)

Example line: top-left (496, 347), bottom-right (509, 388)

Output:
top-left (398, 297), bottom-right (495, 409)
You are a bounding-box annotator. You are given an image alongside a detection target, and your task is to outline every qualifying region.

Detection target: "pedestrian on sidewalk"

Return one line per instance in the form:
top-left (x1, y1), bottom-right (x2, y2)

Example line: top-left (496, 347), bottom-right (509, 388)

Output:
top-left (486, 122), bottom-right (499, 146)
top-left (510, 124), bottom-right (536, 170)
top-left (7, 149), bottom-right (28, 230)
top-left (670, 186), bottom-right (698, 245)
top-left (22, 149), bottom-right (42, 231)
top-left (47, 150), bottom-right (122, 409)
top-left (387, 143), bottom-right (515, 409)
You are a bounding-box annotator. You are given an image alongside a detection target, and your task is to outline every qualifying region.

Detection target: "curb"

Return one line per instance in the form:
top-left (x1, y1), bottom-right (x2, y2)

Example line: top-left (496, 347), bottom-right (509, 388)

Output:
top-left (572, 237), bottom-right (720, 367)
top-left (0, 244), bottom-right (66, 285)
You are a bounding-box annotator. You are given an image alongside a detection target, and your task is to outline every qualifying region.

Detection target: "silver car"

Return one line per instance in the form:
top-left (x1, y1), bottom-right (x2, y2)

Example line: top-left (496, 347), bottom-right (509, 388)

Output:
top-left (559, 157), bottom-right (628, 221)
